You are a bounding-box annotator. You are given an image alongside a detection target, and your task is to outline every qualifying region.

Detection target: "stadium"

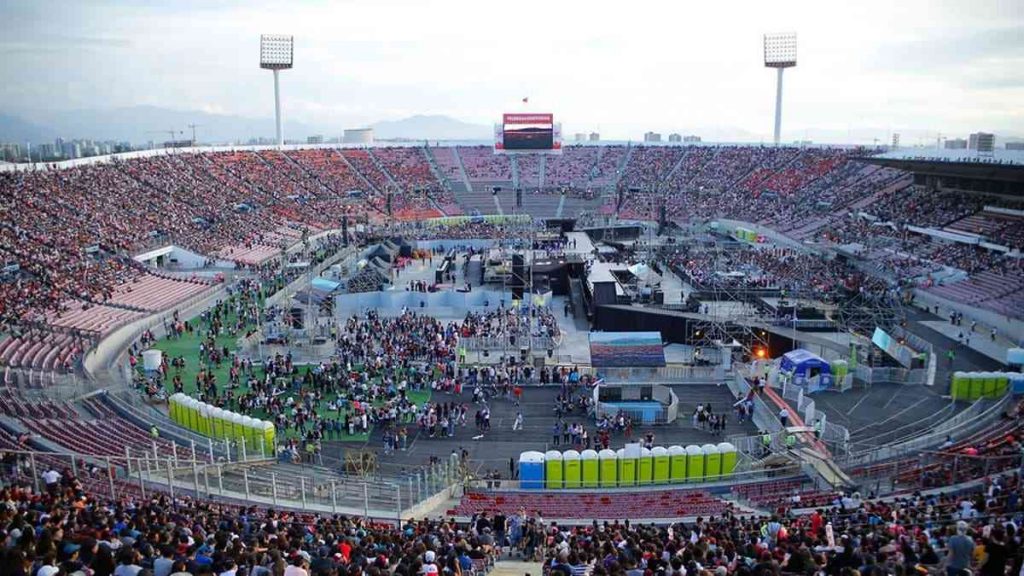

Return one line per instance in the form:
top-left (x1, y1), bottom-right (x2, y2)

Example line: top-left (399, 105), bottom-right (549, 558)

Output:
top-left (1, 4), bottom-right (1024, 576)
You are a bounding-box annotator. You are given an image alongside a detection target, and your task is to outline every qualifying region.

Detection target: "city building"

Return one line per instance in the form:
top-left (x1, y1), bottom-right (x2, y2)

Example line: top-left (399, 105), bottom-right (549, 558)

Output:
top-left (969, 132), bottom-right (995, 152)
top-left (343, 128), bottom-right (374, 144)
top-left (668, 133), bottom-right (682, 142)
top-left (307, 135), bottom-right (324, 144)
top-left (643, 132), bottom-right (662, 143)
top-left (683, 135), bottom-right (702, 143)
top-left (1007, 142), bottom-right (1024, 151)
top-left (588, 132), bottom-right (600, 141)
top-left (944, 138), bottom-right (967, 149)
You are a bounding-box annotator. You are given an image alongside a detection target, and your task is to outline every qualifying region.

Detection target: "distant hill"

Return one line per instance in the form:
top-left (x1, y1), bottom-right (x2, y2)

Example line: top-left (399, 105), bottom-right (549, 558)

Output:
top-left (371, 114), bottom-right (490, 141)
top-left (0, 113), bottom-right (56, 144)
top-left (10, 106), bottom-right (323, 145)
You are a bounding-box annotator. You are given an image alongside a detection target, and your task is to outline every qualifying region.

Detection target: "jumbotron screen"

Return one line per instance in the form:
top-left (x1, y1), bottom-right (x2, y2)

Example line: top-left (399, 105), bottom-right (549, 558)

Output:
top-left (502, 113), bottom-right (554, 150)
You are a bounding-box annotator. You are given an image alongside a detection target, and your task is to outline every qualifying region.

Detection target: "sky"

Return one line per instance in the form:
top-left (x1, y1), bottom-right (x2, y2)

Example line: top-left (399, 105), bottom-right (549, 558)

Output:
top-left (1, 0), bottom-right (1022, 143)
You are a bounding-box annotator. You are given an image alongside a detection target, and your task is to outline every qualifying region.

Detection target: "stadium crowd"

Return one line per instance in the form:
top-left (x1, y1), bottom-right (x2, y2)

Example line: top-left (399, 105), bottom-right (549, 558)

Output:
top-left (0, 456), bottom-right (1020, 576)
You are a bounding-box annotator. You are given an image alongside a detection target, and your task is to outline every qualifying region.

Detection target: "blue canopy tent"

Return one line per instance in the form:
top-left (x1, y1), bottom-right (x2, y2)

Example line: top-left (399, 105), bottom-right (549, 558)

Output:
top-left (779, 349), bottom-right (834, 393)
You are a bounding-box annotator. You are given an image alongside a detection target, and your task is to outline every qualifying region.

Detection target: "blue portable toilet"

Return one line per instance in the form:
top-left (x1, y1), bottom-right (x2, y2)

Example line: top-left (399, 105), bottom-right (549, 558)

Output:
top-left (519, 451), bottom-right (545, 490)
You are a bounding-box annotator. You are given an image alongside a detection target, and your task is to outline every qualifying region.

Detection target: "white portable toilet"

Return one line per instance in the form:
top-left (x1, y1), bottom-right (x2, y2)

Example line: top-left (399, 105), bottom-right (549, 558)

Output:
top-left (142, 349), bottom-right (163, 371)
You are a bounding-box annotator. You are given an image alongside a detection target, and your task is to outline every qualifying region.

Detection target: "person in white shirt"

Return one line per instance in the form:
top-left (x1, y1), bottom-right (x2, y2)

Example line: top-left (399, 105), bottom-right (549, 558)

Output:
top-left (283, 555), bottom-right (309, 576)
top-left (42, 468), bottom-right (61, 494)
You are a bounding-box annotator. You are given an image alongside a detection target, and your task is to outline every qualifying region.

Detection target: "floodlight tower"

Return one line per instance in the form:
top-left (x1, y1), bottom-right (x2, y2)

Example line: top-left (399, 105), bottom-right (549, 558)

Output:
top-left (764, 33), bottom-right (797, 145)
top-left (260, 34), bottom-right (294, 147)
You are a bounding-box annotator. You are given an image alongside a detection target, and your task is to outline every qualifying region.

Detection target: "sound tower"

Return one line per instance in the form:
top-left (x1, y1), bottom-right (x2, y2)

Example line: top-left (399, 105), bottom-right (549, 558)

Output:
top-left (516, 187), bottom-right (523, 208)
top-left (658, 202), bottom-right (667, 236)
top-left (342, 215), bottom-right (349, 247)
top-left (511, 253), bottom-right (525, 299)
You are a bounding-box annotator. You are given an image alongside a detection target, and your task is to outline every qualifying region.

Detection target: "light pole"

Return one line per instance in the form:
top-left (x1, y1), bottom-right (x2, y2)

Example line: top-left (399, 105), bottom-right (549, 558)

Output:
top-left (764, 33), bottom-right (797, 146)
top-left (260, 34), bottom-right (294, 148)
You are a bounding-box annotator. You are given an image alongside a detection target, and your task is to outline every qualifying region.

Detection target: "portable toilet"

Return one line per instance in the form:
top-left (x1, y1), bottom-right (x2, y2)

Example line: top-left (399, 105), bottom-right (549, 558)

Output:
top-left (982, 372), bottom-right (998, 397)
top-left (617, 448), bottom-right (637, 486)
top-left (951, 371), bottom-right (967, 400)
top-left (168, 393), bottom-right (182, 423)
top-left (188, 398), bottom-right (202, 432)
top-left (580, 449), bottom-right (599, 488)
top-left (261, 421), bottom-right (275, 455)
top-left (652, 446), bottom-right (670, 484)
top-left (545, 450), bottom-right (564, 489)
top-left (994, 372), bottom-right (1009, 396)
top-left (637, 447), bottom-right (653, 485)
top-left (968, 373), bottom-right (983, 400)
top-left (685, 445), bottom-right (704, 481)
top-left (1010, 372), bottom-right (1024, 395)
top-left (703, 444), bottom-right (722, 480)
top-left (227, 413), bottom-right (243, 443)
top-left (717, 442), bottom-right (737, 476)
top-left (563, 450), bottom-right (582, 489)
top-left (599, 449), bottom-right (618, 488)
top-left (212, 407), bottom-right (228, 439)
top-left (668, 445), bottom-right (687, 483)
top-left (198, 404), bottom-right (211, 436)
top-left (519, 451), bottom-right (545, 490)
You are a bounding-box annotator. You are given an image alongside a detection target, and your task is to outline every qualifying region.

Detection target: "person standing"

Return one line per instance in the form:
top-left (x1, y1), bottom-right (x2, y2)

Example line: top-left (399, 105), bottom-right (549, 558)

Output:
top-left (512, 411), bottom-right (523, 431)
top-left (943, 521), bottom-right (975, 576)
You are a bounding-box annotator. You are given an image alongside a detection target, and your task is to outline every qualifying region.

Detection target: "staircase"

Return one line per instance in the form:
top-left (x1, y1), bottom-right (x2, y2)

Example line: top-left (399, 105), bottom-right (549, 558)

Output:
top-left (422, 146), bottom-right (450, 189)
top-left (510, 155), bottom-right (520, 190)
top-left (452, 147), bottom-right (473, 193)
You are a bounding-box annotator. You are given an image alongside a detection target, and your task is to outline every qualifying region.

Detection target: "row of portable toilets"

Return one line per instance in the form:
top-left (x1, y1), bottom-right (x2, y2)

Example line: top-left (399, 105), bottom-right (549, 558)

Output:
top-left (168, 393), bottom-right (276, 454)
top-left (518, 443), bottom-right (737, 490)
top-left (950, 371), bottom-right (1024, 401)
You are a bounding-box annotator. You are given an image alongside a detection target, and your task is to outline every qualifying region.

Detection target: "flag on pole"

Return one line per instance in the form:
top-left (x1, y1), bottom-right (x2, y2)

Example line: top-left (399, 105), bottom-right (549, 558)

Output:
top-left (522, 97), bottom-right (529, 104)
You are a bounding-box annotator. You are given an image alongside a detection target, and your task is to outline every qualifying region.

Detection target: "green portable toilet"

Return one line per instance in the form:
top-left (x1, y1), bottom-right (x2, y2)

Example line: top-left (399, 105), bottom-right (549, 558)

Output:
top-left (951, 371), bottom-right (968, 400)
top-left (652, 446), bottom-right (670, 484)
top-left (198, 404), bottom-right (211, 436)
top-left (638, 447), bottom-right (653, 485)
top-left (545, 450), bottom-right (563, 489)
top-left (717, 442), bottom-right (737, 476)
top-left (982, 372), bottom-right (998, 397)
top-left (703, 444), bottom-right (722, 481)
top-left (599, 449), bottom-right (618, 488)
top-left (563, 450), bottom-right (582, 489)
top-left (581, 449), bottom-right (599, 488)
top-left (617, 448), bottom-right (637, 487)
top-left (168, 393), bottom-right (181, 423)
top-left (668, 445), bottom-right (687, 483)
top-left (968, 373), bottom-right (983, 400)
top-left (994, 372), bottom-right (1009, 396)
top-left (685, 445), bottom-right (704, 481)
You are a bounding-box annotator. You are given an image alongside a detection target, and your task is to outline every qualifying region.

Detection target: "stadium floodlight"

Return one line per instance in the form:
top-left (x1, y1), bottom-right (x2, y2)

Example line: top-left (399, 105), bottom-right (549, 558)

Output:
top-left (764, 33), bottom-right (797, 145)
top-left (260, 34), bottom-right (294, 147)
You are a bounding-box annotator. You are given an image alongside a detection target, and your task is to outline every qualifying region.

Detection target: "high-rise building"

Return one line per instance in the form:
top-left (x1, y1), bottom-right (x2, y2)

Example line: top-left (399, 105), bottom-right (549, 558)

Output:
top-left (589, 132), bottom-right (600, 141)
top-left (668, 133), bottom-right (682, 143)
top-left (944, 138), bottom-right (967, 149)
top-left (1006, 142), bottom-right (1024, 151)
top-left (969, 132), bottom-right (995, 152)
top-left (307, 135), bottom-right (324, 144)
top-left (683, 135), bottom-right (702, 143)
top-left (643, 132), bottom-right (662, 143)
top-left (891, 133), bottom-right (900, 149)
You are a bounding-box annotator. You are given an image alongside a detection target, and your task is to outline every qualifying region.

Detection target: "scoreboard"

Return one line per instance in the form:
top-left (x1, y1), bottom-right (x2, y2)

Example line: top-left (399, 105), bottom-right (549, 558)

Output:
top-left (494, 113), bottom-right (562, 154)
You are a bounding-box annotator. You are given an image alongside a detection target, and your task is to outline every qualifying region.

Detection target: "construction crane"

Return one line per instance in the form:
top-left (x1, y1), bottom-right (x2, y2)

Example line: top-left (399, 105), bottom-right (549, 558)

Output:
top-left (146, 129), bottom-right (184, 147)
top-left (187, 124), bottom-right (202, 146)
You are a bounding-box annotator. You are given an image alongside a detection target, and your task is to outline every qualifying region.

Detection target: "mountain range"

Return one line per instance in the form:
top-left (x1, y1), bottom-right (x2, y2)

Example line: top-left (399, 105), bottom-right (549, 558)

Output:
top-left (1, 106), bottom-right (1020, 147)
top-left (0, 108), bottom-right (491, 145)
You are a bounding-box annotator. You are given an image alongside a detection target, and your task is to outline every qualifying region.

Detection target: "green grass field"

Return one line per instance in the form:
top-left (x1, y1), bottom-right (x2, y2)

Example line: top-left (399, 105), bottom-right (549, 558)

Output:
top-left (146, 295), bottom-right (430, 443)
